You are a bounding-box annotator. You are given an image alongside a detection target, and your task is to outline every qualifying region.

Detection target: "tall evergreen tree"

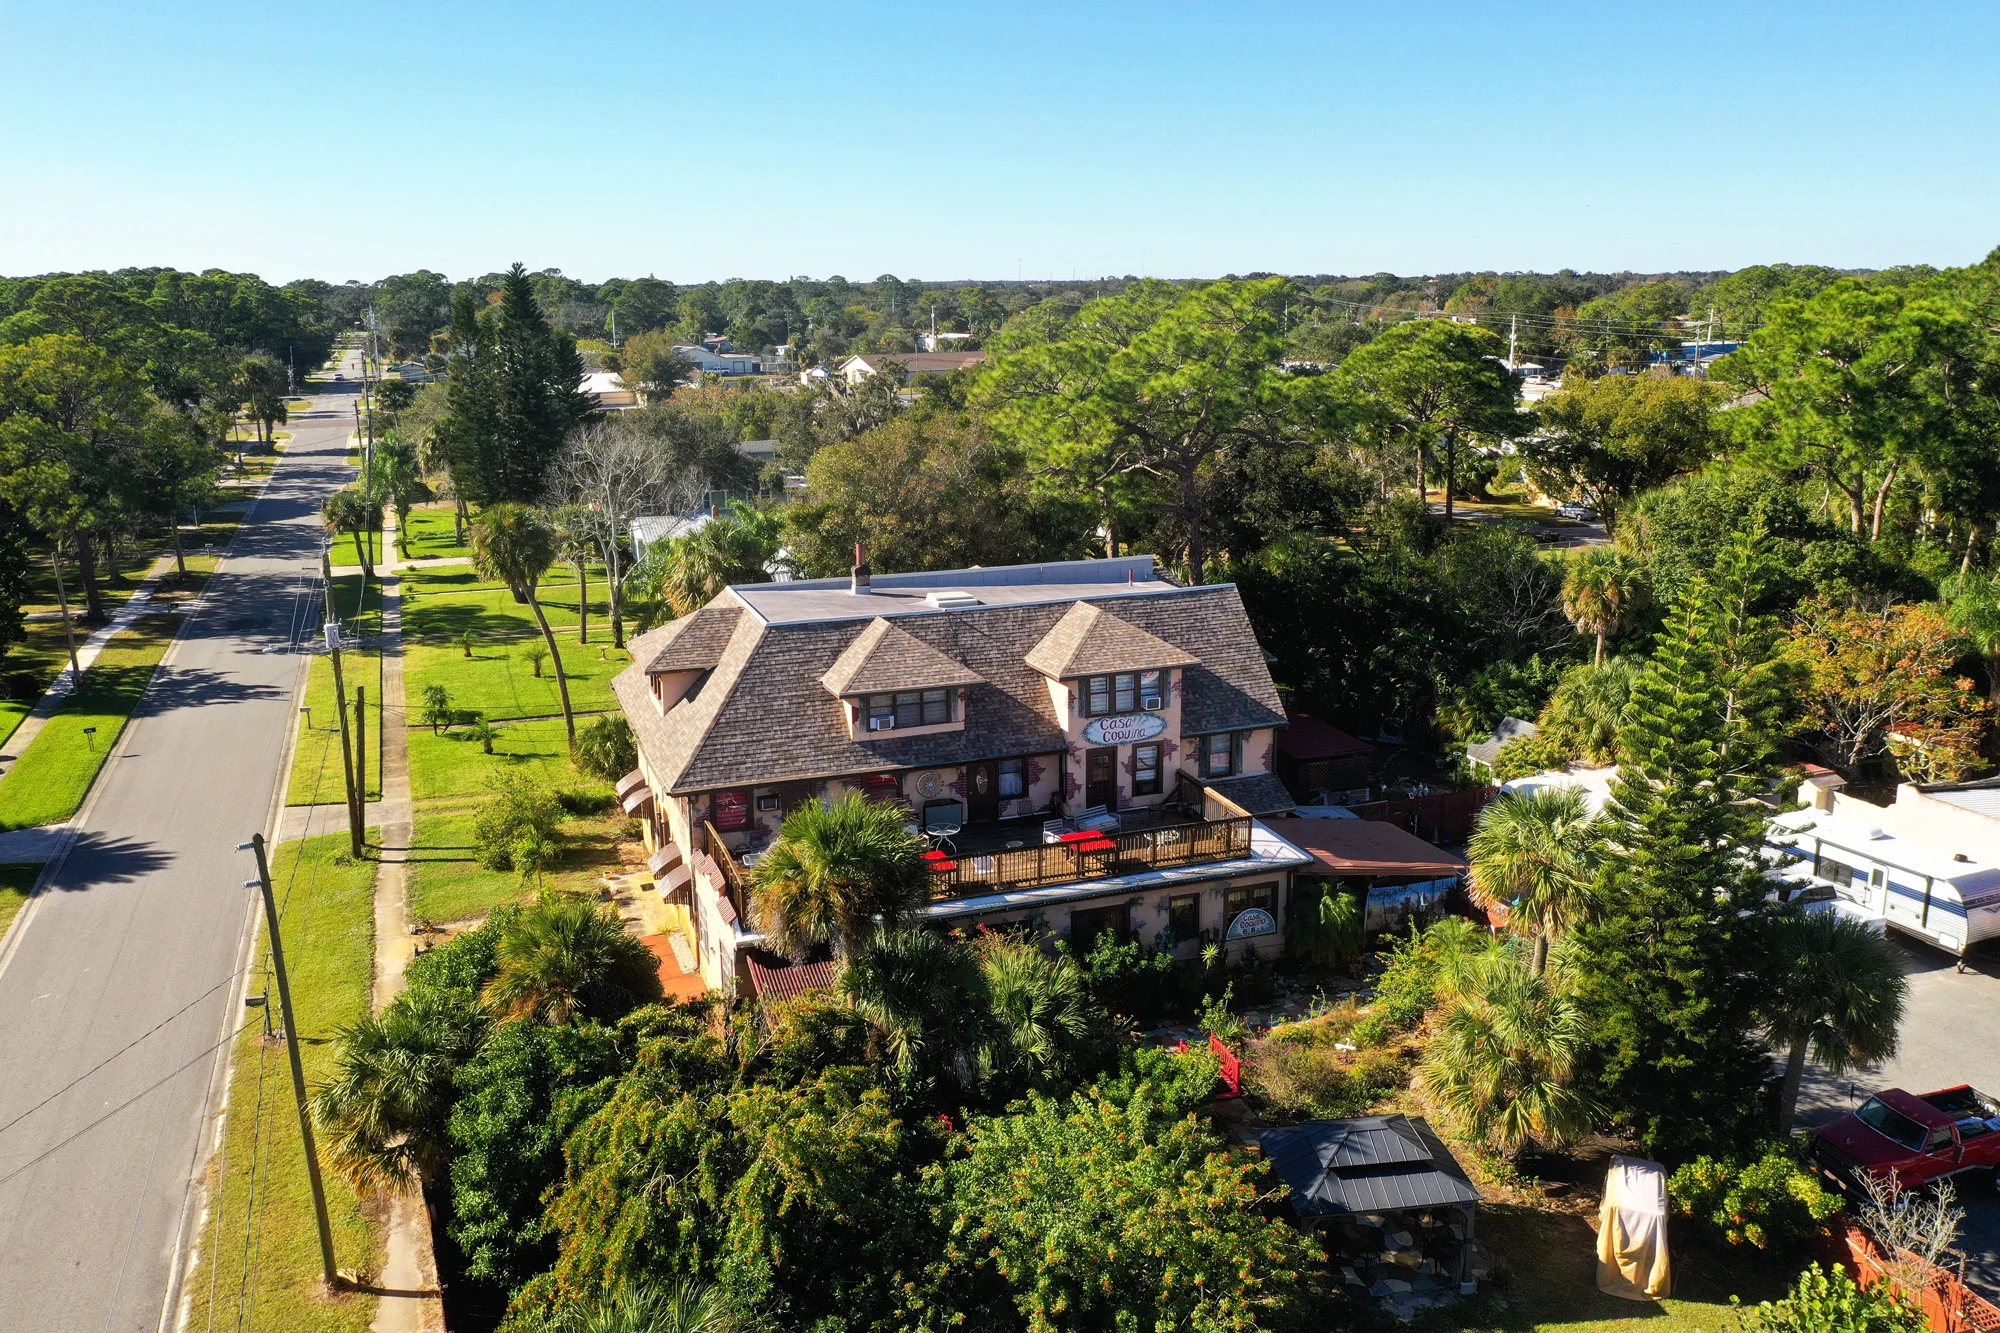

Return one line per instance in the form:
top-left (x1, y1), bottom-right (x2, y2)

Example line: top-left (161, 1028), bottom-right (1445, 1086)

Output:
top-left (1576, 529), bottom-right (1791, 1160)
top-left (439, 263), bottom-right (592, 506)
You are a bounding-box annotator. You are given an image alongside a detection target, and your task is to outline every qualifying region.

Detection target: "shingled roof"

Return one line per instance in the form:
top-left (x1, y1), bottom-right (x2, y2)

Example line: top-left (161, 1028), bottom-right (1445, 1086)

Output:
top-left (1024, 602), bottom-right (1200, 680)
top-left (819, 618), bottom-right (986, 697)
top-left (614, 581), bottom-right (1285, 795)
top-left (644, 606), bottom-right (744, 674)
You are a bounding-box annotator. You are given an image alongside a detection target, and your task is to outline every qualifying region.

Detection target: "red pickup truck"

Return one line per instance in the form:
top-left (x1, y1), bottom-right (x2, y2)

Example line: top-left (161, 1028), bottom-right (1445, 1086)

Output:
top-left (1811, 1086), bottom-right (2000, 1192)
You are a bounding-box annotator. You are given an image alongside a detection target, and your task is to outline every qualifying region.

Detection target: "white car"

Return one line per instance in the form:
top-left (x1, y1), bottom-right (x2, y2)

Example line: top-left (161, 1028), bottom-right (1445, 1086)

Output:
top-left (1555, 502), bottom-right (1597, 521)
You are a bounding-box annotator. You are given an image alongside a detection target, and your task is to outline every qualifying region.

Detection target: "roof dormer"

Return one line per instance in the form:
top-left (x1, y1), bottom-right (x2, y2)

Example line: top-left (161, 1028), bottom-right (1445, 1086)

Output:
top-left (1024, 602), bottom-right (1198, 681)
top-left (821, 617), bottom-right (984, 740)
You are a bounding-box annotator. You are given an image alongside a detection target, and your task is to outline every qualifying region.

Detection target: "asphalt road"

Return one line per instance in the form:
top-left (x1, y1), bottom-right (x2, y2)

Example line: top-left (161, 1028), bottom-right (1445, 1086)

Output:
top-left (0, 367), bottom-right (359, 1331)
top-left (1797, 933), bottom-right (2000, 1299)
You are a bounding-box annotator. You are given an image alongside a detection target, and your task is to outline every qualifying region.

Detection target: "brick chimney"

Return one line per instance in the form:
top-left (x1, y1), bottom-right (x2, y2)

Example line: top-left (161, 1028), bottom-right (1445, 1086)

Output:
top-left (850, 541), bottom-right (872, 595)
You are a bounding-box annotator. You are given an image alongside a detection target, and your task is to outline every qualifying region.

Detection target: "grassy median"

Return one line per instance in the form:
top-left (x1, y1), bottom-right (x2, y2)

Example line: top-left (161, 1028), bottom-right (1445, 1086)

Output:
top-left (182, 830), bottom-right (381, 1333)
top-left (285, 578), bottom-right (384, 808)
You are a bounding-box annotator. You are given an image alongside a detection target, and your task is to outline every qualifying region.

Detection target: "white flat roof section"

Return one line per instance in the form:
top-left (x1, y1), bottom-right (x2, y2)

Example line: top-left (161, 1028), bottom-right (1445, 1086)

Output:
top-left (1920, 783), bottom-right (2000, 820)
top-left (729, 556), bottom-right (1189, 625)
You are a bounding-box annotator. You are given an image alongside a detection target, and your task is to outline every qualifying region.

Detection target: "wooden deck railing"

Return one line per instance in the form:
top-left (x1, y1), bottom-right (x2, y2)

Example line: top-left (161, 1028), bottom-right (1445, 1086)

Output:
top-left (701, 820), bottom-right (752, 920)
top-left (930, 815), bottom-right (1254, 900)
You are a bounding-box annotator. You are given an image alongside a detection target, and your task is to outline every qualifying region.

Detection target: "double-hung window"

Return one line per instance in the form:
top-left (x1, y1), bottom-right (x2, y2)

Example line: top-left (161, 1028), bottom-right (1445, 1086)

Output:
top-left (1133, 743), bottom-right (1162, 796)
top-left (1139, 669), bottom-right (1163, 710)
top-left (1085, 676), bottom-right (1111, 716)
top-left (998, 758), bottom-right (1025, 798)
top-left (1112, 672), bottom-right (1137, 712)
top-left (877, 688), bottom-right (952, 729)
top-left (1201, 732), bottom-right (1236, 778)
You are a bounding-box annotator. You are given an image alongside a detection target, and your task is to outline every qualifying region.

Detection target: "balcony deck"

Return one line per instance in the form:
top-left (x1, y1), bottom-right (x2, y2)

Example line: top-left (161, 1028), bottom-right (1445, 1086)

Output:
top-left (701, 805), bottom-right (1269, 921)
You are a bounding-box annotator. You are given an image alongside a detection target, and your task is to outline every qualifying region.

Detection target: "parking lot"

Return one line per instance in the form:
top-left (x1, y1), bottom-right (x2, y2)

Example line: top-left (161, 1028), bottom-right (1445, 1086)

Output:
top-left (1795, 934), bottom-right (2000, 1298)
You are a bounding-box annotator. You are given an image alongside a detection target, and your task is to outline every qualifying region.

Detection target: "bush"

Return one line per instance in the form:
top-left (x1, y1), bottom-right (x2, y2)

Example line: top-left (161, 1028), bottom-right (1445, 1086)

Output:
top-left (1363, 916), bottom-right (1484, 1038)
top-left (1736, 1263), bottom-right (1924, 1333)
top-left (1669, 1145), bottom-right (1841, 1253)
top-left (474, 773), bottom-right (563, 871)
top-left (1287, 880), bottom-right (1363, 968)
top-left (574, 714), bottom-right (637, 783)
top-left (555, 786), bottom-right (615, 816)
top-left (1093, 1043), bottom-right (1224, 1123)
top-left (1070, 932), bottom-right (1194, 1026)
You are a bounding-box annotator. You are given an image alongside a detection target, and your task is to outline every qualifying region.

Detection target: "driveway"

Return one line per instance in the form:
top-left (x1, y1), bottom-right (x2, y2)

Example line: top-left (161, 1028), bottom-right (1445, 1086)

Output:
top-left (0, 364), bottom-right (357, 1330)
top-left (1795, 934), bottom-right (2000, 1299)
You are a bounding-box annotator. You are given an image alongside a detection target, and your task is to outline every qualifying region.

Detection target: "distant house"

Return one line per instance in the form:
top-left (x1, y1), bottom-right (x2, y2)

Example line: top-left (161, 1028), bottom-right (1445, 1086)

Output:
top-left (580, 370), bottom-right (637, 410)
top-left (1464, 716), bottom-right (1538, 771)
top-left (628, 512), bottom-right (712, 561)
top-left (917, 331), bottom-right (977, 352)
top-left (836, 350), bottom-right (987, 386)
top-left (675, 343), bottom-right (782, 377)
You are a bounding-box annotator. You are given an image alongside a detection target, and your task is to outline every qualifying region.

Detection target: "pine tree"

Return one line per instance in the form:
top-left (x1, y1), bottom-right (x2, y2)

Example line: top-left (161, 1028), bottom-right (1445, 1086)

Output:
top-left (1577, 529), bottom-right (1791, 1160)
top-left (438, 263), bottom-right (592, 505)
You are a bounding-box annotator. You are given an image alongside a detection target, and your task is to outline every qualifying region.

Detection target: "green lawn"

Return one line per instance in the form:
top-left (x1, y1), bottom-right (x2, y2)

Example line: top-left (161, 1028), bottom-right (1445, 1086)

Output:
top-left (404, 640), bottom-right (626, 723)
top-left (0, 616), bottom-right (182, 830)
top-left (326, 529), bottom-right (383, 569)
top-left (181, 831), bottom-right (380, 1333)
top-left (402, 585), bottom-right (610, 647)
top-left (20, 517), bottom-right (240, 617)
top-left (1402, 1205), bottom-right (1799, 1333)
top-left (399, 505), bottom-right (471, 560)
top-left (400, 561), bottom-right (590, 598)
top-left (0, 864), bottom-right (39, 939)
top-left (405, 715), bottom-right (601, 802)
top-left (406, 802), bottom-right (626, 924)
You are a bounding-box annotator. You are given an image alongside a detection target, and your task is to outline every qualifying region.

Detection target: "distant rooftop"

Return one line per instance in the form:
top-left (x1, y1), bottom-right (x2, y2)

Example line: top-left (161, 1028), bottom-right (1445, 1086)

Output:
top-left (1917, 779), bottom-right (2000, 821)
top-left (728, 556), bottom-right (1185, 626)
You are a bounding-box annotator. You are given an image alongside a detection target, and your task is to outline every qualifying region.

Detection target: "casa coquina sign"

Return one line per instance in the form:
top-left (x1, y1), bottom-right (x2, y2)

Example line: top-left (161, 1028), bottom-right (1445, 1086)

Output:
top-left (1081, 712), bottom-right (1168, 746)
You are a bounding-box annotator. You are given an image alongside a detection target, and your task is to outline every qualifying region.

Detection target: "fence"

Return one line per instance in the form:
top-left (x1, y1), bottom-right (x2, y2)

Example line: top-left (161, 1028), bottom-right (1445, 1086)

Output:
top-left (1348, 787), bottom-right (1495, 846)
top-left (932, 816), bottom-right (1255, 899)
top-left (1841, 1222), bottom-right (2000, 1332)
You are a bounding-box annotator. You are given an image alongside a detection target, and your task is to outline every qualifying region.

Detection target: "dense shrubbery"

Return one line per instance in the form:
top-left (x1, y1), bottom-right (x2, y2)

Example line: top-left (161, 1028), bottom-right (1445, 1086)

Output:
top-left (1668, 1145), bottom-right (1841, 1253)
top-left (1736, 1263), bottom-right (1925, 1333)
top-left (475, 771), bottom-right (564, 871)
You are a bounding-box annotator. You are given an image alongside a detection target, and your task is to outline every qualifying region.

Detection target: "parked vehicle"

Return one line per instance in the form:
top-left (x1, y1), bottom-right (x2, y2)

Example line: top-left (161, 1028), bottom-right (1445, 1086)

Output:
top-left (1555, 502), bottom-right (1597, 521)
top-left (1810, 1085), bottom-right (2000, 1192)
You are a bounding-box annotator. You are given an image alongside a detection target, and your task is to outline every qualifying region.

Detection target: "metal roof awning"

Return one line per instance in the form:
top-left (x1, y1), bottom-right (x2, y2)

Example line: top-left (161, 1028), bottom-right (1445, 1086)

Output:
top-left (1261, 1115), bottom-right (1482, 1219)
top-left (647, 842), bottom-right (683, 877)
top-left (655, 863), bottom-right (692, 898)
top-left (616, 768), bottom-right (648, 799)
top-left (744, 950), bottom-right (837, 1004)
top-left (621, 783), bottom-right (655, 815)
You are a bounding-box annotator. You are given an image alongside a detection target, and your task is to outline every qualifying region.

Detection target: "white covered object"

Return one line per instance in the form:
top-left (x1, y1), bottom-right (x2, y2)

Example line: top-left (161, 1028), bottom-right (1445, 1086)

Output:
top-left (1597, 1156), bottom-right (1671, 1301)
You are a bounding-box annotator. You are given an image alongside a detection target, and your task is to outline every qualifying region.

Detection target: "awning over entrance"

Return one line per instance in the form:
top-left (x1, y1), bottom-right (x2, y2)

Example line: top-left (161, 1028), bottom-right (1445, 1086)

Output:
top-left (1263, 817), bottom-right (1467, 881)
top-left (744, 949), bottom-right (838, 1004)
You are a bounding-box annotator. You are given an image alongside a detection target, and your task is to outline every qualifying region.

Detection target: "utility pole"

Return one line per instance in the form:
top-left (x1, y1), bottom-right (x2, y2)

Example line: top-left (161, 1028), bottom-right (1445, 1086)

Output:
top-left (354, 684), bottom-right (366, 808)
top-left (1508, 315), bottom-right (1519, 371)
top-left (322, 548), bottom-right (363, 857)
top-left (241, 833), bottom-right (341, 1291)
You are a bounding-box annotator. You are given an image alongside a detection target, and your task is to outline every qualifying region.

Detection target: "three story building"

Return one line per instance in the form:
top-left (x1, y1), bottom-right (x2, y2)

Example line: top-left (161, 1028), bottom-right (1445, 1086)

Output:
top-left (611, 555), bottom-right (1314, 994)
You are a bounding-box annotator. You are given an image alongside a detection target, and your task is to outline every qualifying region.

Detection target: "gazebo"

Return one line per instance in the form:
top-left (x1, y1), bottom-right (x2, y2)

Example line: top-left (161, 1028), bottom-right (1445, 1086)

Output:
top-left (1260, 1114), bottom-right (1482, 1305)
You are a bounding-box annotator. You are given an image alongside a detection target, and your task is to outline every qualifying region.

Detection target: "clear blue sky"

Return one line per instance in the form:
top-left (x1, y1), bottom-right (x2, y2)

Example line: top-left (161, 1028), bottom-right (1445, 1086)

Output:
top-left (4, 1), bottom-right (1997, 284)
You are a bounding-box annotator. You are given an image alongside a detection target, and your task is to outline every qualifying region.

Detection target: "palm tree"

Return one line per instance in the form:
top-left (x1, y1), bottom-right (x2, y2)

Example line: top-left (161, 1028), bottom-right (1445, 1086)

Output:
top-left (653, 503), bottom-right (782, 618)
top-left (558, 1280), bottom-right (749, 1333)
top-left (1762, 909), bottom-right (1908, 1133)
top-left (312, 987), bottom-right (490, 1190)
top-left (322, 486), bottom-right (382, 579)
top-left (1466, 786), bottom-right (1601, 975)
top-left (553, 503), bottom-right (595, 645)
top-left (749, 794), bottom-right (929, 957)
top-left (369, 435), bottom-right (433, 556)
top-left (839, 928), bottom-right (993, 1091)
top-left (1943, 570), bottom-right (2000, 703)
top-left (1561, 548), bottom-right (1646, 667)
top-left (1416, 948), bottom-right (1597, 1156)
top-left (473, 503), bottom-right (577, 751)
top-left (481, 893), bottom-right (665, 1025)
top-left (977, 934), bottom-right (1095, 1090)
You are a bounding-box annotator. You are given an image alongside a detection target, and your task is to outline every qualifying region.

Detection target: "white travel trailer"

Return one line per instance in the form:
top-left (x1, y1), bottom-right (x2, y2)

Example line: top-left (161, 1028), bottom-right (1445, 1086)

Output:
top-left (1766, 805), bottom-right (2000, 968)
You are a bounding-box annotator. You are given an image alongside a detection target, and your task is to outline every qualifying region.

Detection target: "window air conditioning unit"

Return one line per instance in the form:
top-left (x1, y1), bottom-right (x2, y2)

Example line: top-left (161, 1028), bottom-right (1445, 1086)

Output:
top-left (868, 717), bottom-right (895, 731)
top-left (1140, 695), bottom-right (1163, 711)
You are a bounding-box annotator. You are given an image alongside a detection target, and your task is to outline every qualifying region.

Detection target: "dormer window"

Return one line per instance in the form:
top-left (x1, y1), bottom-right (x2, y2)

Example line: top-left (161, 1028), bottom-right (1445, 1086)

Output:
top-left (1085, 670), bottom-right (1166, 716)
top-left (1139, 669), bottom-right (1163, 710)
top-left (866, 688), bottom-right (954, 731)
